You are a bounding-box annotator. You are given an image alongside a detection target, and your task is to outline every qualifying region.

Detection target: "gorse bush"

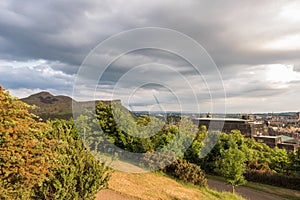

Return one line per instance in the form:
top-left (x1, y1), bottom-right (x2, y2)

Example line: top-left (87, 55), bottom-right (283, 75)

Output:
top-left (0, 86), bottom-right (110, 200)
top-left (165, 159), bottom-right (207, 187)
top-left (141, 150), bottom-right (176, 171)
top-left (0, 86), bottom-right (56, 199)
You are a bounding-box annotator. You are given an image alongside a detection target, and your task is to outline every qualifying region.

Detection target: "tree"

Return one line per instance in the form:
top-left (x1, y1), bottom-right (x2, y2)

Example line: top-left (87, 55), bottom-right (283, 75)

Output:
top-left (288, 147), bottom-right (300, 174)
top-left (215, 147), bottom-right (247, 193)
top-left (184, 125), bottom-right (206, 164)
top-left (0, 86), bottom-right (56, 199)
top-left (269, 147), bottom-right (290, 173)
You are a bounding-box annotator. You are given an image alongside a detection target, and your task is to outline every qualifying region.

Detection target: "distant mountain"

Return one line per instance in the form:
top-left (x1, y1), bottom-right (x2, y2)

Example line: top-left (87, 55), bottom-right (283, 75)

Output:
top-left (21, 91), bottom-right (121, 120)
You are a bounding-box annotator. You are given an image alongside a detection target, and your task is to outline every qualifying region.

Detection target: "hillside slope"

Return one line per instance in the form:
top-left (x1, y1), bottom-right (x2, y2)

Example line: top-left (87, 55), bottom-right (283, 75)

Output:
top-left (21, 92), bottom-right (73, 120)
top-left (97, 170), bottom-right (244, 200)
top-left (21, 92), bottom-right (122, 120)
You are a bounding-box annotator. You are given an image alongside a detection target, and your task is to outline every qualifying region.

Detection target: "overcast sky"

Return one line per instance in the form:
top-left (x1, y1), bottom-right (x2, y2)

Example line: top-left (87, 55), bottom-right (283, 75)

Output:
top-left (1, 0), bottom-right (300, 113)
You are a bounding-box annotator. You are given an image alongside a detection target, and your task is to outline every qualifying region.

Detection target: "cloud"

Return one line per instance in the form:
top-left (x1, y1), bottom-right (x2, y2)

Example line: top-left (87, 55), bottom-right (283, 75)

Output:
top-left (0, 0), bottom-right (300, 112)
top-left (1, 0), bottom-right (300, 67)
top-left (222, 64), bottom-right (300, 112)
top-left (0, 59), bottom-right (75, 96)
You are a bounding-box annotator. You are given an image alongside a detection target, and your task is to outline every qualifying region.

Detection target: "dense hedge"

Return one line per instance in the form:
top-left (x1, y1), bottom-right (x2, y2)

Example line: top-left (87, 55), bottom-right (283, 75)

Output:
top-left (244, 170), bottom-right (300, 190)
top-left (165, 159), bottom-right (207, 187)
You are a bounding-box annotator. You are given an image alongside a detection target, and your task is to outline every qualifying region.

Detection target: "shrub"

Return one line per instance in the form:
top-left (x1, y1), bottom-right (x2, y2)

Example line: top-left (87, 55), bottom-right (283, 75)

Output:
top-left (33, 120), bottom-right (111, 200)
top-left (0, 86), bottom-right (56, 199)
top-left (165, 159), bottom-right (207, 187)
top-left (141, 150), bottom-right (176, 171)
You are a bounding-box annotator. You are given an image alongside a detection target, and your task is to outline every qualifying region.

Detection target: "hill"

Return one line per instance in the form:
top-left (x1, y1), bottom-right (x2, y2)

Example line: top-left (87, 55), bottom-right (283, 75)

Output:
top-left (21, 91), bottom-right (121, 120)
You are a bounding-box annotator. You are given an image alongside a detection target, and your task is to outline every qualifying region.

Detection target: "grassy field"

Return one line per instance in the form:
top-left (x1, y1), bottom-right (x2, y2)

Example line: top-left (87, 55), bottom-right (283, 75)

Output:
top-left (207, 175), bottom-right (300, 200)
top-left (245, 180), bottom-right (300, 200)
top-left (107, 170), bottom-right (244, 200)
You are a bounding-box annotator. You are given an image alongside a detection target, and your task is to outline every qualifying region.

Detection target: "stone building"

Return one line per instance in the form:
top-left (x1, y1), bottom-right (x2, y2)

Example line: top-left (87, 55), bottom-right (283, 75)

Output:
top-left (254, 135), bottom-right (299, 153)
top-left (194, 117), bottom-right (268, 137)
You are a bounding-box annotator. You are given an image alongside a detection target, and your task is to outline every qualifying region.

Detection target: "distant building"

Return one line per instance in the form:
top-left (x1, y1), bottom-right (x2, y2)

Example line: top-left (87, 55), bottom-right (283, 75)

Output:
top-left (253, 135), bottom-right (299, 153)
top-left (253, 135), bottom-right (281, 148)
top-left (194, 118), bottom-right (268, 137)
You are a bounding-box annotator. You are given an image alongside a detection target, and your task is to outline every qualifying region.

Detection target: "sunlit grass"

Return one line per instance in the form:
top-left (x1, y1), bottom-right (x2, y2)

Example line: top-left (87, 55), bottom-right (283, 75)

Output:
top-left (108, 170), bottom-right (244, 200)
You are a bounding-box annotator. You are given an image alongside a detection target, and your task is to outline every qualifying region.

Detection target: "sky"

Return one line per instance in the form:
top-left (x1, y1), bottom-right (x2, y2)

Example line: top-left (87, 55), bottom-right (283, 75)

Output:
top-left (0, 0), bottom-right (300, 113)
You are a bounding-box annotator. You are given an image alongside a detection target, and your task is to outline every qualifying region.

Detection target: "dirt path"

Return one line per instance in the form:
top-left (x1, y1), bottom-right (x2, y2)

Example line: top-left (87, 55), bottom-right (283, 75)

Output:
top-left (207, 179), bottom-right (286, 200)
top-left (96, 189), bottom-right (138, 200)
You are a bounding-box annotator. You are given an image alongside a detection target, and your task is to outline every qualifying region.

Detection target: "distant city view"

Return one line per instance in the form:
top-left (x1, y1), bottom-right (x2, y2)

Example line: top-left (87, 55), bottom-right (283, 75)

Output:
top-left (1, 0), bottom-right (300, 199)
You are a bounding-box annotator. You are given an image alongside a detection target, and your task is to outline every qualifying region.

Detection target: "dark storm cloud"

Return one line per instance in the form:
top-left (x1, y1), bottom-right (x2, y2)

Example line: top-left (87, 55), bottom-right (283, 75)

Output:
top-left (0, 0), bottom-right (300, 112)
top-left (1, 0), bottom-right (299, 69)
top-left (0, 0), bottom-right (138, 66)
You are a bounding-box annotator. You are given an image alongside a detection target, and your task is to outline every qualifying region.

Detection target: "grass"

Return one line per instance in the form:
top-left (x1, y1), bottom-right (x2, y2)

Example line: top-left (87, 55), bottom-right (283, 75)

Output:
top-left (245, 181), bottom-right (300, 200)
top-left (107, 170), bottom-right (245, 200)
top-left (98, 153), bottom-right (244, 199)
top-left (207, 175), bottom-right (300, 200)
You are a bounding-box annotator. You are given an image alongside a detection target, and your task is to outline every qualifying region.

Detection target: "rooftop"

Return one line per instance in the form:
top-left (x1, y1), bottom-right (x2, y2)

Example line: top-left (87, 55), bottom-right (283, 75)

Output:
top-left (195, 117), bottom-right (248, 122)
top-left (254, 135), bottom-right (294, 142)
top-left (254, 135), bottom-right (278, 139)
top-left (278, 135), bottom-right (295, 142)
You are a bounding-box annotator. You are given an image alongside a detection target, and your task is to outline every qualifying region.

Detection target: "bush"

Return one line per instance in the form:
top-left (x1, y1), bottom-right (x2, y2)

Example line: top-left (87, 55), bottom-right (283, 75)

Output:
top-left (165, 159), bottom-right (207, 187)
top-left (141, 150), bottom-right (176, 171)
top-left (0, 86), bottom-right (56, 199)
top-left (33, 120), bottom-right (111, 200)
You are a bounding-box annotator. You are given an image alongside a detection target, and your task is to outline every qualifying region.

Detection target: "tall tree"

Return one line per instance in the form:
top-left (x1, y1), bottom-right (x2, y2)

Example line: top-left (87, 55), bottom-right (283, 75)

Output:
top-left (215, 147), bottom-right (247, 193)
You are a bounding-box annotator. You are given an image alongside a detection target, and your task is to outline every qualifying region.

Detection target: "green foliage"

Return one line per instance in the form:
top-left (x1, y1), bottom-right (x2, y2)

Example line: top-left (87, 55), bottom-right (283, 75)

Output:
top-left (75, 111), bottom-right (105, 153)
top-left (96, 101), bottom-right (148, 153)
top-left (194, 129), bottom-right (300, 190)
top-left (165, 159), bottom-right (207, 187)
top-left (269, 147), bottom-right (291, 173)
top-left (33, 120), bottom-right (111, 200)
top-left (199, 130), bottom-right (294, 175)
top-left (215, 147), bottom-right (247, 193)
top-left (0, 86), bottom-right (56, 199)
top-left (95, 102), bottom-right (197, 157)
top-left (184, 125), bottom-right (206, 163)
top-left (288, 147), bottom-right (300, 174)
top-left (77, 101), bottom-right (299, 191)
